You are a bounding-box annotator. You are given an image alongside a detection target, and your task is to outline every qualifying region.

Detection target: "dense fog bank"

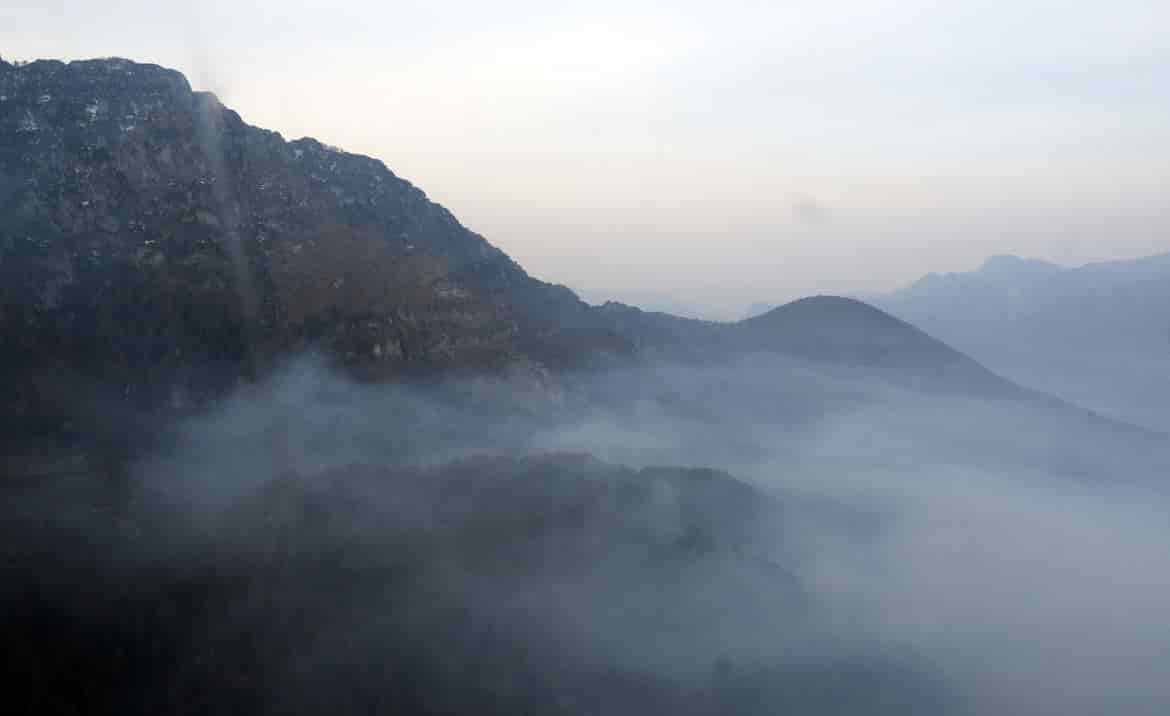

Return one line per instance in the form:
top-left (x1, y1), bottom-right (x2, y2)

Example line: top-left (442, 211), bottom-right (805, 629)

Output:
top-left (5, 356), bottom-right (1170, 714)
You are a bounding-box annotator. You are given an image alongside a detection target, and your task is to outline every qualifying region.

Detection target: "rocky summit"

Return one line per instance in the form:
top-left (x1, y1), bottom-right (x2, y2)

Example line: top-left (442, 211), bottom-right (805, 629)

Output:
top-left (0, 57), bottom-right (632, 444)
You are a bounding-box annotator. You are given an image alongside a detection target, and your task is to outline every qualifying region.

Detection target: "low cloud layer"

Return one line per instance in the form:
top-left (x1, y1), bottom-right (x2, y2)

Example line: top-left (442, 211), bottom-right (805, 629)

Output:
top-left (6, 355), bottom-right (1168, 714)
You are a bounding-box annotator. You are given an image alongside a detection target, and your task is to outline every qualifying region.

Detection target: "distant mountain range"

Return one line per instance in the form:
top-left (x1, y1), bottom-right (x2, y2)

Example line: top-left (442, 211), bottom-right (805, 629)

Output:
top-left (870, 252), bottom-right (1170, 432)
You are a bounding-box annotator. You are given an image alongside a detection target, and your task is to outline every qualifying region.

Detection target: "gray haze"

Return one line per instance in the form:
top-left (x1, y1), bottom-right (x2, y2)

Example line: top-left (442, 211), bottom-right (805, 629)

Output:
top-left (98, 356), bottom-right (1170, 713)
top-left (871, 251), bottom-right (1170, 432)
top-left (5, 0), bottom-right (1170, 316)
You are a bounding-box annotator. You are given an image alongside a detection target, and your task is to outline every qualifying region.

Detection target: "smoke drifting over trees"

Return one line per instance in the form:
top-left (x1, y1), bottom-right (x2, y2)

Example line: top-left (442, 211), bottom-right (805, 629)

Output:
top-left (7, 355), bottom-right (1170, 715)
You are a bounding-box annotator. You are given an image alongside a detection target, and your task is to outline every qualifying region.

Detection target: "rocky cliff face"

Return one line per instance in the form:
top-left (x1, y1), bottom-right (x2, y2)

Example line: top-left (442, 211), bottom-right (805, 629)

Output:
top-left (0, 58), bottom-right (627, 444)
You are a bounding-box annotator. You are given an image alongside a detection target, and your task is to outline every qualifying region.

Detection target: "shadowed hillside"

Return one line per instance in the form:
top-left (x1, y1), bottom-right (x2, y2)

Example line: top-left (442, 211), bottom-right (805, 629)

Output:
top-left (1, 453), bottom-right (950, 716)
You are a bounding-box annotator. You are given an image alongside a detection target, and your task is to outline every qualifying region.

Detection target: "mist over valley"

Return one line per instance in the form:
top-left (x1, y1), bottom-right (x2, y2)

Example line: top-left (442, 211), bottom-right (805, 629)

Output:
top-left (3, 56), bottom-right (1169, 716)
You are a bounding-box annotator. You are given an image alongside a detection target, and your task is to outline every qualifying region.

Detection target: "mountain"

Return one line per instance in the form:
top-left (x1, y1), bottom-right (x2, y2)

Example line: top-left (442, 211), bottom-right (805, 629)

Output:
top-left (0, 57), bottom-right (629, 445)
top-left (2, 57), bottom-right (1166, 483)
top-left (0, 59), bottom-right (993, 438)
top-left (734, 296), bottom-right (1012, 394)
top-left (587, 295), bottom-right (1013, 394)
top-left (873, 252), bottom-right (1170, 431)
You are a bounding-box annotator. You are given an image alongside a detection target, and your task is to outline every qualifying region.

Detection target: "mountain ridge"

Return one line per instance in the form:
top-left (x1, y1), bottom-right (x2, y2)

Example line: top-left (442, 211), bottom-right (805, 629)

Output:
top-left (3, 57), bottom-right (1165, 477)
top-left (0, 57), bottom-right (634, 436)
top-left (1, 58), bottom-right (1012, 413)
top-left (873, 249), bottom-right (1170, 431)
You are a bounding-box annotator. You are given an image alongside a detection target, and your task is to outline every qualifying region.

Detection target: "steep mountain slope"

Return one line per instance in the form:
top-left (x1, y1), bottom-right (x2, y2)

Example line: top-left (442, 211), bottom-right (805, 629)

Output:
top-left (0, 57), bottom-right (626, 444)
top-left (873, 252), bottom-right (1170, 430)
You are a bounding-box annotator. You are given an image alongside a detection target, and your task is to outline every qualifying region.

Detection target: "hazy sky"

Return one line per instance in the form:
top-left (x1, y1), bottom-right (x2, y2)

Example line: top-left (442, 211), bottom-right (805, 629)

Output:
top-left (5, 0), bottom-right (1169, 317)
